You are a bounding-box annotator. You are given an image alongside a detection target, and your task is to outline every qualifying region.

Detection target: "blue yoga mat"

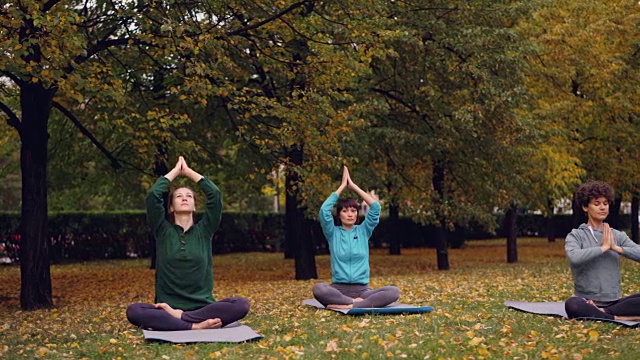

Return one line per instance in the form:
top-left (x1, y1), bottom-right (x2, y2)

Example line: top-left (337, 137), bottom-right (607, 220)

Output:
top-left (505, 300), bottom-right (640, 327)
top-left (303, 298), bottom-right (434, 315)
top-left (142, 321), bottom-right (263, 343)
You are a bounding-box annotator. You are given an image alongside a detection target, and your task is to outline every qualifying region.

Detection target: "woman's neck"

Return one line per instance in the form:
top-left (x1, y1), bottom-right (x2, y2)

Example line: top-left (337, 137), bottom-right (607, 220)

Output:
top-left (587, 219), bottom-right (604, 229)
top-left (174, 213), bottom-right (194, 231)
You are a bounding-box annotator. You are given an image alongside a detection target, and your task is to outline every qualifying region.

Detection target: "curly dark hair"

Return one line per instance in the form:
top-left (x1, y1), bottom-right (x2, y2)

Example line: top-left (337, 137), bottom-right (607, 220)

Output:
top-left (574, 180), bottom-right (614, 208)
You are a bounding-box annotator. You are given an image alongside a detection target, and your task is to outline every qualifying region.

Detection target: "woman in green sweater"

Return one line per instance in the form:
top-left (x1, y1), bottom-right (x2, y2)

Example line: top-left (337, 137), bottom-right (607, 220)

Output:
top-left (126, 156), bottom-right (249, 330)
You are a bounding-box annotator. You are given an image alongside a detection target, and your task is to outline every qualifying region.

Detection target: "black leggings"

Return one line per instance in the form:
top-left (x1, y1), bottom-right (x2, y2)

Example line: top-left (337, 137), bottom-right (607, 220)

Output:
top-left (565, 293), bottom-right (640, 320)
top-left (126, 297), bottom-right (250, 331)
top-left (312, 282), bottom-right (400, 308)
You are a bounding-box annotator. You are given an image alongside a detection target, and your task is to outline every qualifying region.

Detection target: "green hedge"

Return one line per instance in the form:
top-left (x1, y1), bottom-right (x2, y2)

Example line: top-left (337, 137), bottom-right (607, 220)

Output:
top-left (0, 211), bottom-right (290, 263)
top-left (0, 211), bottom-right (634, 263)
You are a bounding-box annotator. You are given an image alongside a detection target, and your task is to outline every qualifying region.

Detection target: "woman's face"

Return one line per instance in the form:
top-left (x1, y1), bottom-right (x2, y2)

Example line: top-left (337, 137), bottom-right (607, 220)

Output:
top-left (170, 187), bottom-right (196, 214)
top-left (339, 207), bottom-right (358, 227)
top-left (583, 196), bottom-right (609, 223)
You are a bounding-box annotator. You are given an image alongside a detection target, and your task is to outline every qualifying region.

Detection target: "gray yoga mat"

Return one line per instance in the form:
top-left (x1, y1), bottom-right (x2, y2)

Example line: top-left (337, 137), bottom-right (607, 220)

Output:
top-left (504, 300), bottom-right (640, 327)
top-left (303, 298), bottom-right (434, 315)
top-left (143, 321), bottom-right (263, 343)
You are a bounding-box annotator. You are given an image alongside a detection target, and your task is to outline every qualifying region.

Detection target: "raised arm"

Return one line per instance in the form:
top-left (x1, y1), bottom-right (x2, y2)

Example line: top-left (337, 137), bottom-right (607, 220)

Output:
top-left (611, 225), bottom-right (640, 262)
top-left (318, 167), bottom-right (349, 240)
top-left (345, 167), bottom-right (380, 233)
top-left (179, 156), bottom-right (204, 183)
top-left (146, 158), bottom-right (184, 237)
top-left (565, 229), bottom-right (604, 266)
top-left (335, 166), bottom-right (348, 195)
top-left (182, 157), bottom-right (221, 233)
top-left (346, 167), bottom-right (377, 205)
top-left (163, 157), bottom-right (183, 182)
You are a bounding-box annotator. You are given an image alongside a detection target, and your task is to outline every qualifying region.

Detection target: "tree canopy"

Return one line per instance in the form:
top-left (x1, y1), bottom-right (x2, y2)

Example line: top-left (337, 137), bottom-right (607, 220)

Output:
top-left (2, 0), bottom-right (640, 307)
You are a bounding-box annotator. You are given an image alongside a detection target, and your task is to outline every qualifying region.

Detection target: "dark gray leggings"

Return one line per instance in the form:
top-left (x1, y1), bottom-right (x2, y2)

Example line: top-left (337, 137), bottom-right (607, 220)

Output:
top-left (565, 293), bottom-right (640, 320)
top-left (312, 282), bottom-right (400, 308)
top-left (126, 296), bottom-right (250, 331)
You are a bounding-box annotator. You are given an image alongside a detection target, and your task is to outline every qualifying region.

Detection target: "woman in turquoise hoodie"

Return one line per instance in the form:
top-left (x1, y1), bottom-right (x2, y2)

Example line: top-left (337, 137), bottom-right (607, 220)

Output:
top-left (126, 156), bottom-right (250, 330)
top-left (564, 180), bottom-right (640, 321)
top-left (313, 166), bottom-right (400, 309)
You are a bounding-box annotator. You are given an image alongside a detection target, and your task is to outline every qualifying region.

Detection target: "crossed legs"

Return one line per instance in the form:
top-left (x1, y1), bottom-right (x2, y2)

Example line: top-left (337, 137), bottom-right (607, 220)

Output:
top-left (312, 282), bottom-right (400, 309)
top-left (565, 294), bottom-right (640, 321)
top-left (126, 296), bottom-right (250, 331)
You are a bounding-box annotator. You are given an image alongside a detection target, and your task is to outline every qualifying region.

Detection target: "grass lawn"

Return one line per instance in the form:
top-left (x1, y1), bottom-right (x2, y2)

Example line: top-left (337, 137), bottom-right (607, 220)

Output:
top-left (1, 238), bottom-right (640, 359)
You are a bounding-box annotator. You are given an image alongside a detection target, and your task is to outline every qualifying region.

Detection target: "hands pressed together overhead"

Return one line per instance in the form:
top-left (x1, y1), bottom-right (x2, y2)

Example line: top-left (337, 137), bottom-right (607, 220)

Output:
top-left (165, 156), bottom-right (203, 183)
top-left (337, 166), bottom-right (353, 194)
top-left (335, 166), bottom-right (377, 205)
top-left (172, 156), bottom-right (190, 176)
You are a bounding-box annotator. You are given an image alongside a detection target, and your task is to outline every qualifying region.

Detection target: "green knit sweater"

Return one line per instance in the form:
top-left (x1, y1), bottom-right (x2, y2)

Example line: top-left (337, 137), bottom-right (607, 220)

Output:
top-left (146, 176), bottom-right (222, 310)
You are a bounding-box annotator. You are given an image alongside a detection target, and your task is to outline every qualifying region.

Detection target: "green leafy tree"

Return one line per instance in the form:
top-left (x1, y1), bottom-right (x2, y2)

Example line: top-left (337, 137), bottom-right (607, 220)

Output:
top-left (521, 0), bottom-right (640, 232)
top-left (343, 0), bottom-right (538, 268)
top-left (1, 0), bottom-right (321, 308)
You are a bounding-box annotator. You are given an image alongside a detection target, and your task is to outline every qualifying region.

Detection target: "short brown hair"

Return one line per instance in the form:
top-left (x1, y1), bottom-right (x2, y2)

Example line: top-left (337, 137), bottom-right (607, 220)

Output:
top-left (335, 198), bottom-right (360, 225)
top-left (336, 198), bottom-right (360, 214)
top-left (575, 180), bottom-right (614, 208)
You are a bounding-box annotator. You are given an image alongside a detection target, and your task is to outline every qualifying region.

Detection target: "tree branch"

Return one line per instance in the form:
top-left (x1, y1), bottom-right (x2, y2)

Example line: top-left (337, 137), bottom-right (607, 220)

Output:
top-left (42, 0), bottom-right (63, 13)
top-left (64, 38), bottom-right (152, 75)
top-left (371, 87), bottom-right (435, 132)
top-left (225, 0), bottom-right (312, 36)
top-left (1, 70), bottom-right (26, 87)
top-left (51, 101), bottom-right (123, 169)
top-left (0, 100), bottom-right (21, 134)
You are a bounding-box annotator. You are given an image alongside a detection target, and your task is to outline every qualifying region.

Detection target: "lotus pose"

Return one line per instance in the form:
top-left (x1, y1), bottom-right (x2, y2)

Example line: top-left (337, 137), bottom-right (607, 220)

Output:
top-left (312, 166), bottom-right (400, 309)
top-left (564, 180), bottom-right (640, 321)
top-left (126, 157), bottom-right (249, 330)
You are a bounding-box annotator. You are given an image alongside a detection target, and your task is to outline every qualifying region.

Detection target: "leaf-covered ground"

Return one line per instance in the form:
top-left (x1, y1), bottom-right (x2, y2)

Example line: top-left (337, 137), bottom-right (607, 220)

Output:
top-left (1, 238), bottom-right (640, 359)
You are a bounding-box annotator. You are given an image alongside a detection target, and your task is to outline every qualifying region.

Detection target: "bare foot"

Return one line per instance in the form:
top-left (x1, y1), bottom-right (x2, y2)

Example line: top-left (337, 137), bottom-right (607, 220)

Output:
top-left (585, 300), bottom-right (629, 319)
top-left (192, 318), bottom-right (223, 330)
top-left (154, 303), bottom-right (183, 319)
top-left (327, 304), bottom-right (353, 310)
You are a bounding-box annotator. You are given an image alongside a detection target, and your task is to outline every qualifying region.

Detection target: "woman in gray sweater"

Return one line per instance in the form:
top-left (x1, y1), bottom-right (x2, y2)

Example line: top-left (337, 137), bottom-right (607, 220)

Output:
top-left (564, 180), bottom-right (640, 321)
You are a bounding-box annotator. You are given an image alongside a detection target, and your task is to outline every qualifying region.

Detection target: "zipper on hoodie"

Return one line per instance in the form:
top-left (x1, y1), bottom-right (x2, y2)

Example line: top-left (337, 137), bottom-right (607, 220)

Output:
top-left (587, 226), bottom-right (598, 243)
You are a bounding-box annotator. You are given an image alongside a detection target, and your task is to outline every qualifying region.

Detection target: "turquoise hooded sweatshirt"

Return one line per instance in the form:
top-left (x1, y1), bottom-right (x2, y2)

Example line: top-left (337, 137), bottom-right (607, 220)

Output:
top-left (319, 193), bottom-right (381, 284)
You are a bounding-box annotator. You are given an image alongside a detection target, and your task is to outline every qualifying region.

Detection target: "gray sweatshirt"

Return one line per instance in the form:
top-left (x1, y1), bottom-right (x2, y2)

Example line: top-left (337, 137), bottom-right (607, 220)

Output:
top-left (565, 223), bottom-right (640, 301)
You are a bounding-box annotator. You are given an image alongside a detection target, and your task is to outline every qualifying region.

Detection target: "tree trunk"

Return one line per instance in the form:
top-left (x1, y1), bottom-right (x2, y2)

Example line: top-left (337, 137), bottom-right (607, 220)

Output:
top-left (434, 224), bottom-right (449, 270)
top-left (284, 145), bottom-right (317, 280)
top-left (632, 196), bottom-right (639, 244)
top-left (609, 194), bottom-right (623, 230)
top-left (388, 202), bottom-right (401, 255)
top-left (505, 203), bottom-right (518, 263)
top-left (19, 83), bottom-right (55, 310)
top-left (571, 192), bottom-right (583, 228)
top-left (432, 158), bottom-right (449, 270)
top-left (283, 37), bottom-right (311, 260)
top-left (283, 191), bottom-right (295, 258)
top-left (546, 198), bottom-right (555, 242)
top-left (149, 148), bottom-right (169, 269)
